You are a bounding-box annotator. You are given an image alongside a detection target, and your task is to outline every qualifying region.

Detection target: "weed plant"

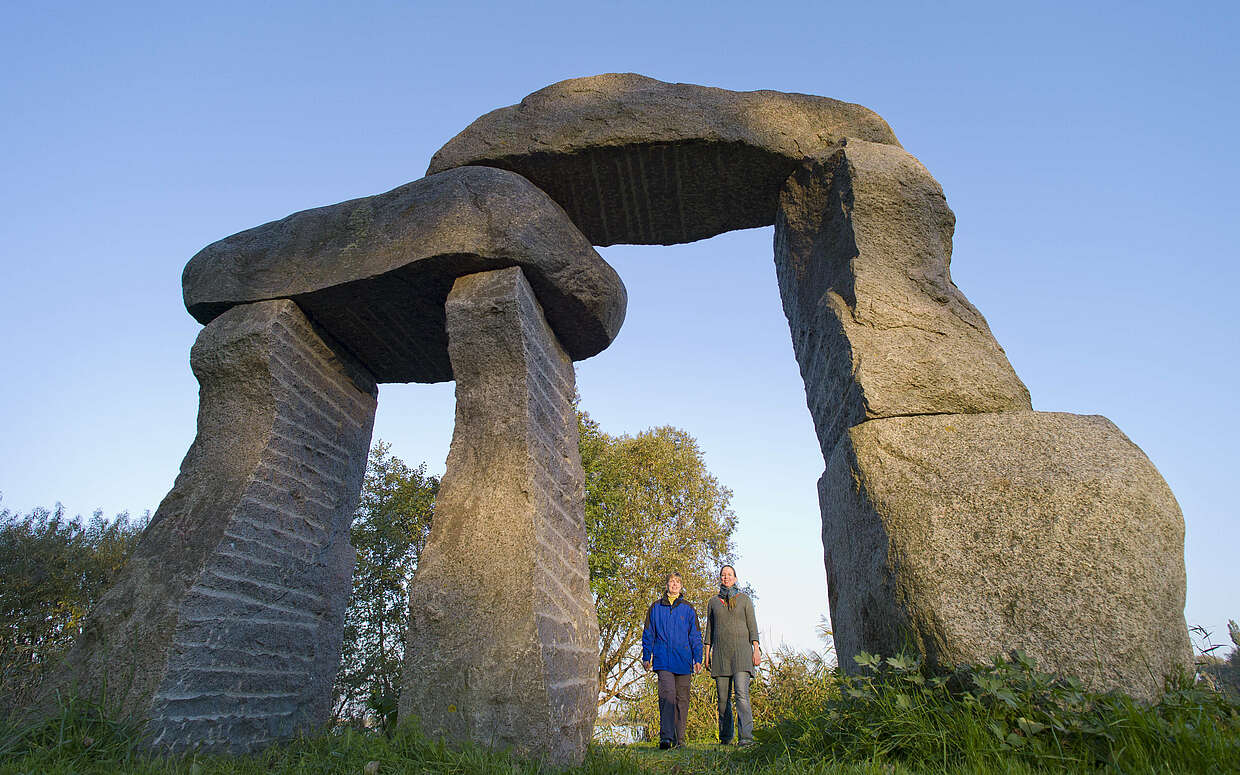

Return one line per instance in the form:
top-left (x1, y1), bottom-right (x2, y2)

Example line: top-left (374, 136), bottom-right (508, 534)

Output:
top-left (748, 651), bottom-right (1240, 773)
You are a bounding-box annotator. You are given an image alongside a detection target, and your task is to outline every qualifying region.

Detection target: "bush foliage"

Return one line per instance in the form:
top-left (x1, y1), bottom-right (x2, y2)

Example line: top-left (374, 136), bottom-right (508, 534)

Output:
top-left (618, 645), bottom-right (837, 742)
top-left (0, 505), bottom-right (146, 707)
top-left (748, 650), bottom-right (1240, 772)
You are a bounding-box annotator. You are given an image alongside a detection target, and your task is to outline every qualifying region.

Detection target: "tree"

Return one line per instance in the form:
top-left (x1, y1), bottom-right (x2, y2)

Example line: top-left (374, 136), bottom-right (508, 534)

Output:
top-left (579, 412), bottom-right (737, 707)
top-left (332, 442), bottom-right (438, 727)
top-left (0, 504), bottom-right (146, 705)
top-left (332, 415), bottom-right (736, 718)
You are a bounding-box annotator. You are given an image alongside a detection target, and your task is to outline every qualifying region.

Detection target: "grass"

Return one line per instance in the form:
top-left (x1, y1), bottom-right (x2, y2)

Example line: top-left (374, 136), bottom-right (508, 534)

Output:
top-left (4, 657), bottom-right (1238, 775)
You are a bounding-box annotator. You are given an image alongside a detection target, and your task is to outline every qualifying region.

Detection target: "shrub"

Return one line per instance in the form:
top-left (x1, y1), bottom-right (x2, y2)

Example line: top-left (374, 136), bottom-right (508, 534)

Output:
top-left (0, 505), bottom-right (146, 709)
top-left (750, 645), bottom-right (837, 727)
top-left (618, 670), bottom-right (718, 742)
top-left (618, 646), bottom-right (837, 742)
top-left (748, 650), bottom-right (1240, 772)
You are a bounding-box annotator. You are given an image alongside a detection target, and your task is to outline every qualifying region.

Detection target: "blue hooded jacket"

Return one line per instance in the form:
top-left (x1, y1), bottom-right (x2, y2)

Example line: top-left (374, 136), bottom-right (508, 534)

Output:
top-left (641, 593), bottom-right (703, 674)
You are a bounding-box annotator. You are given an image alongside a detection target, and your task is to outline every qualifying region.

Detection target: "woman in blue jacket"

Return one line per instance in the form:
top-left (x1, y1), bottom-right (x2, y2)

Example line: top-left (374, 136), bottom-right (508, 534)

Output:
top-left (641, 572), bottom-right (703, 748)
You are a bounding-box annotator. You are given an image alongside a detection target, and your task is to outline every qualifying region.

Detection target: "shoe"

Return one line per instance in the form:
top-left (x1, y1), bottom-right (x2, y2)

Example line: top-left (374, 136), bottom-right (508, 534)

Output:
top-left (718, 740), bottom-right (732, 746)
top-left (658, 740), bottom-right (671, 750)
top-left (738, 740), bottom-right (753, 747)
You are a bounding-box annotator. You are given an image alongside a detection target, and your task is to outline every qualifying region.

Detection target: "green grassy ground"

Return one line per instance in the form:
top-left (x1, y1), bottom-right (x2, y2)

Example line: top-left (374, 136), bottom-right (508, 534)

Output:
top-left (2, 715), bottom-right (1233, 775)
top-left (0, 729), bottom-right (1012, 775)
top-left (617, 742), bottom-right (917, 773)
top-left (4, 655), bottom-right (1237, 775)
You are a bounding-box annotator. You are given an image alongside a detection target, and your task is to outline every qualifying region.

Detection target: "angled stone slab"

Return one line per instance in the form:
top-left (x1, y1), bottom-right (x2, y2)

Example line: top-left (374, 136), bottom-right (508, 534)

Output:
top-left (775, 140), bottom-right (1031, 458)
top-left (399, 267), bottom-right (598, 766)
top-left (41, 299), bottom-right (377, 753)
top-left (821, 410), bottom-right (1192, 701)
top-left (183, 166), bottom-right (627, 383)
top-left (428, 73), bottom-right (901, 245)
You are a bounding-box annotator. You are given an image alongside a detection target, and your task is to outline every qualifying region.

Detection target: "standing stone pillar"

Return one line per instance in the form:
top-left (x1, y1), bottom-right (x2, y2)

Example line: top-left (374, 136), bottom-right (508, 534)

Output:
top-left (41, 299), bottom-right (377, 752)
top-left (774, 139), bottom-right (1032, 459)
top-left (399, 267), bottom-right (599, 766)
top-left (776, 139), bottom-right (1191, 699)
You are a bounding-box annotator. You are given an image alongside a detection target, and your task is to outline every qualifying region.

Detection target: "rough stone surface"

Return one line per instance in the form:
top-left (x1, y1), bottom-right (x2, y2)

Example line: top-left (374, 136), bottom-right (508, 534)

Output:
top-left (428, 73), bottom-right (901, 246)
top-left (399, 267), bottom-right (598, 766)
top-left (820, 410), bottom-right (1192, 701)
top-left (775, 140), bottom-right (1031, 458)
top-left (183, 166), bottom-right (627, 383)
top-left (41, 299), bottom-right (377, 752)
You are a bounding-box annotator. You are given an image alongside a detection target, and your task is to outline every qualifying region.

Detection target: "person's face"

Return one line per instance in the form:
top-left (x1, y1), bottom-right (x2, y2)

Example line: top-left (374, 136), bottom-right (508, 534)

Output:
top-left (667, 576), bottom-right (682, 597)
top-left (720, 567), bottom-right (736, 588)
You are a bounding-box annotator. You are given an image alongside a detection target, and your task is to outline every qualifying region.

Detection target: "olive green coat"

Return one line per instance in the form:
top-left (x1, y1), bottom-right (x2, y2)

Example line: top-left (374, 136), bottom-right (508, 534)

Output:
top-left (704, 592), bottom-right (759, 677)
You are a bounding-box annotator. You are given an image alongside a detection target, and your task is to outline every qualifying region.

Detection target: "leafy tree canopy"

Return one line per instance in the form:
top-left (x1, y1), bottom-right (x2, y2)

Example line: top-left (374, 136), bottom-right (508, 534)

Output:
top-left (579, 412), bottom-right (737, 707)
top-left (0, 504), bottom-right (146, 704)
top-left (333, 443), bottom-right (438, 727)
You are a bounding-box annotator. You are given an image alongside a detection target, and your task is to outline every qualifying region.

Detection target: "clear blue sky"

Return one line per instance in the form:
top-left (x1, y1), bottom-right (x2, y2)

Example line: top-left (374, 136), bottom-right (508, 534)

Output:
top-left (2, 1), bottom-right (1236, 656)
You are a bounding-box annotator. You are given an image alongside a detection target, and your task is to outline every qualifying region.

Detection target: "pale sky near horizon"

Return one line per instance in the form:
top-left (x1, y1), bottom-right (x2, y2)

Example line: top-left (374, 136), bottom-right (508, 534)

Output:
top-left (2, 1), bottom-right (1237, 657)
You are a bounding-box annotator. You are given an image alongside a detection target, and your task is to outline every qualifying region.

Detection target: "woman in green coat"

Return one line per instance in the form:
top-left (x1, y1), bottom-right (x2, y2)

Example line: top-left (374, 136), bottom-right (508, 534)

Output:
top-left (702, 564), bottom-right (760, 745)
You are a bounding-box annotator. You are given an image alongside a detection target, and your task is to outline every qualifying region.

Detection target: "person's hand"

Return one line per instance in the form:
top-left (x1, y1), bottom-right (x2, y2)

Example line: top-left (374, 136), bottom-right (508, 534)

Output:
top-left (752, 644), bottom-right (761, 666)
top-left (693, 662), bottom-right (703, 674)
top-left (644, 660), bottom-right (652, 671)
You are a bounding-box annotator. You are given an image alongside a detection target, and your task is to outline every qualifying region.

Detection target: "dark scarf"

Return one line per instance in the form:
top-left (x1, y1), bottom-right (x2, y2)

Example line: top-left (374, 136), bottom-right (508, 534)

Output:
top-left (719, 584), bottom-right (740, 610)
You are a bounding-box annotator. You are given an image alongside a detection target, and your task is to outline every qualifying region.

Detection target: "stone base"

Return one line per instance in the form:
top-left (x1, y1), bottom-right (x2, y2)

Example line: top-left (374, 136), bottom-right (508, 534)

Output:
top-left (39, 299), bottom-right (377, 752)
top-left (399, 267), bottom-right (598, 766)
top-left (820, 410), bottom-right (1191, 701)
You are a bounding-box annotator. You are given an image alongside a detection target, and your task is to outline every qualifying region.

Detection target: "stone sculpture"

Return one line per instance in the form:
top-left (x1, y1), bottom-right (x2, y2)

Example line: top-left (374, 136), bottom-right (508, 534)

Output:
top-left (40, 299), bottom-right (377, 753)
top-left (184, 165), bottom-right (626, 383)
top-left (400, 267), bottom-right (599, 763)
top-left (44, 72), bottom-right (1191, 761)
top-left (429, 74), bottom-right (1191, 698)
top-left (428, 72), bottom-right (899, 245)
top-left (821, 411), bottom-right (1190, 701)
top-left (773, 141), bottom-right (1032, 457)
top-left (770, 142), bottom-right (1190, 697)
top-left (45, 165), bottom-right (621, 762)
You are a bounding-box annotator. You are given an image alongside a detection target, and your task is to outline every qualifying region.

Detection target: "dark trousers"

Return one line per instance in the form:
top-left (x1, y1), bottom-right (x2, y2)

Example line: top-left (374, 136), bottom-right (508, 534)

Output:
top-left (656, 670), bottom-right (691, 744)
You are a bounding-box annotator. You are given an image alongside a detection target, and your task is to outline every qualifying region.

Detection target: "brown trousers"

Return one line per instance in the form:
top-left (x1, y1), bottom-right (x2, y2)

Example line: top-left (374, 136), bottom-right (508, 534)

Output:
top-left (656, 670), bottom-right (691, 744)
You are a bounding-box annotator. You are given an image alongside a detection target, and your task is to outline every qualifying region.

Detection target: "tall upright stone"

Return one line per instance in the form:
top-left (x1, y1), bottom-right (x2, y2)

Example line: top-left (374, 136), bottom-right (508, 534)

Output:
top-left (40, 299), bottom-right (377, 752)
top-left (774, 140), bottom-right (1192, 696)
top-left (46, 154), bottom-right (623, 759)
top-left (774, 139), bottom-right (1031, 458)
top-left (399, 267), bottom-right (599, 766)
